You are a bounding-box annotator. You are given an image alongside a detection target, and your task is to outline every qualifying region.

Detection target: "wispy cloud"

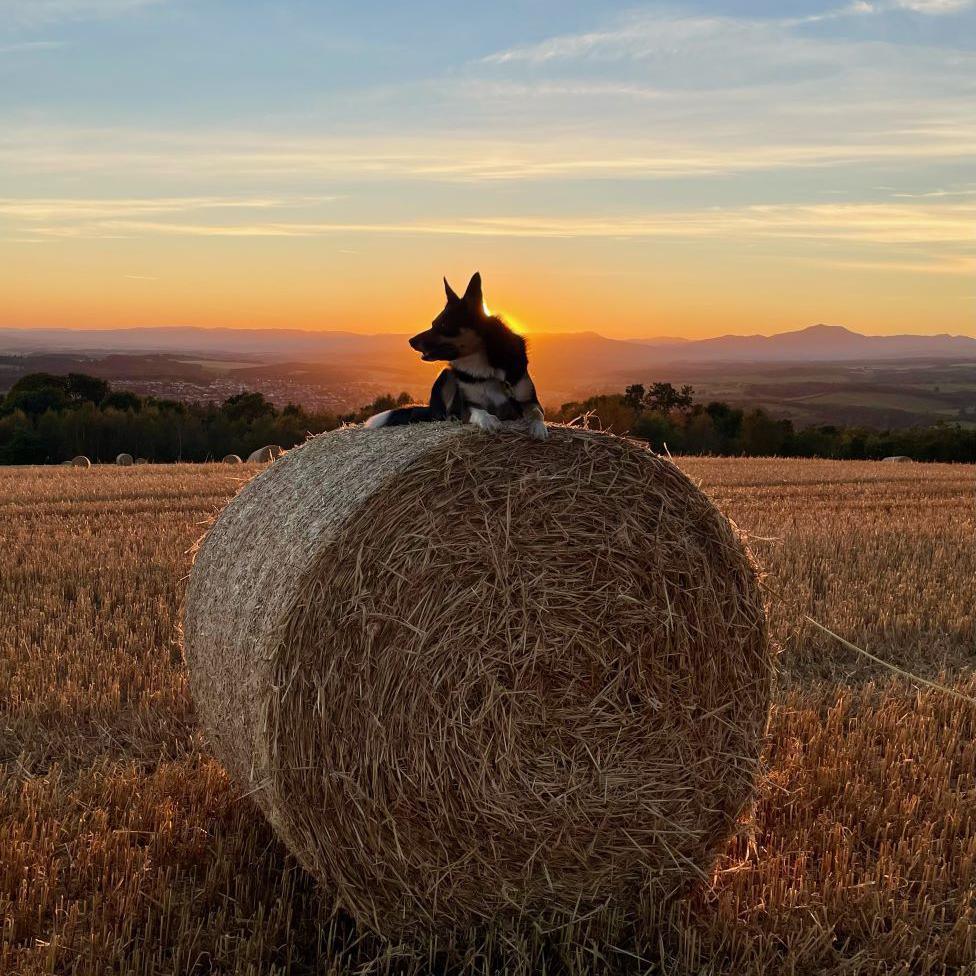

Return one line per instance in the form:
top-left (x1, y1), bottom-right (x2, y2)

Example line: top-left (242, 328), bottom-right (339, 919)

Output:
top-left (2, 129), bottom-right (974, 183)
top-left (0, 195), bottom-right (338, 219)
top-left (890, 0), bottom-right (974, 12)
top-left (17, 201), bottom-right (974, 250)
top-left (808, 254), bottom-right (976, 275)
top-left (467, 2), bottom-right (976, 190)
top-left (29, 201), bottom-right (963, 279)
top-left (482, 16), bottom-right (731, 65)
top-left (0, 40), bottom-right (66, 53)
top-left (481, 10), bottom-right (857, 66)
top-left (890, 186), bottom-right (976, 198)
top-left (825, 0), bottom-right (975, 13)
top-left (482, 5), bottom-right (975, 70)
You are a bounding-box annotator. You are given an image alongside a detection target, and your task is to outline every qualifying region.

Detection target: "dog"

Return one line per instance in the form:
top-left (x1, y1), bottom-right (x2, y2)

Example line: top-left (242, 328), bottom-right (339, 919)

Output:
top-left (366, 272), bottom-right (547, 440)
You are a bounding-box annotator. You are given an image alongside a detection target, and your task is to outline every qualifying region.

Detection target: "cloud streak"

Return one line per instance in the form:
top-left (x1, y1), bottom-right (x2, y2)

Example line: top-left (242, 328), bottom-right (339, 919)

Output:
top-left (816, 0), bottom-right (975, 14)
top-left (483, 2), bottom-right (976, 66)
top-left (0, 40), bottom-right (66, 52)
top-left (890, 0), bottom-right (974, 12)
top-left (0, 195), bottom-right (338, 220)
top-left (11, 200), bottom-right (973, 253)
top-left (2, 128), bottom-right (974, 183)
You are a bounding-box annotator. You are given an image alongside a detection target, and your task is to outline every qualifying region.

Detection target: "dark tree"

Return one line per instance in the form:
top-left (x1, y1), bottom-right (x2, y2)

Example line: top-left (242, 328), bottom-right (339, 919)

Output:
top-left (101, 390), bottom-right (142, 412)
top-left (221, 391), bottom-right (274, 423)
top-left (647, 382), bottom-right (694, 413)
top-left (623, 384), bottom-right (646, 412)
top-left (705, 401), bottom-right (743, 441)
top-left (4, 385), bottom-right (70, 417)
top-left (66, 373), bottom-right (110, 405)
top-left (7, 372), bottom-right (69, 396)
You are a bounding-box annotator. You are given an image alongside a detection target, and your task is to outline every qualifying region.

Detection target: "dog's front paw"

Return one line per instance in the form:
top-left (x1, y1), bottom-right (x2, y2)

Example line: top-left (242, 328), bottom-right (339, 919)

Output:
top-left (469, 409), bottom-right (502, 434)
top-left (527, 419), bottom-right (548, 441)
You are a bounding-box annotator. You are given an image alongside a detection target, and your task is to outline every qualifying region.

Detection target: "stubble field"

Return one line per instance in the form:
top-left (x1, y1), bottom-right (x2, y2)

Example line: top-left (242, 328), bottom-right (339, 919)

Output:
top-left (1, 456), bottom-right (974, 975)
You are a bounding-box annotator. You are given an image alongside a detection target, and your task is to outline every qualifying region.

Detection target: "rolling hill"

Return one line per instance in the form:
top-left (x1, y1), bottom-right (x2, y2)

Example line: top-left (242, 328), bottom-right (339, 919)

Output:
top-left (2, 323), bottom-right (975, 427)
top-left (3, 323), bottom-right (976, 368)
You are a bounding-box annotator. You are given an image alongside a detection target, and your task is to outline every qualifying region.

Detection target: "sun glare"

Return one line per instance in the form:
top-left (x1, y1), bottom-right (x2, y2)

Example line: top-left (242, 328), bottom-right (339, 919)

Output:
top-left (495, 309), bottom-right (529, 335)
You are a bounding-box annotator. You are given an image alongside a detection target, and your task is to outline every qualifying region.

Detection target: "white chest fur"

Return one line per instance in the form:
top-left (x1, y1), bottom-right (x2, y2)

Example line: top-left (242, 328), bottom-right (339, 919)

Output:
top-left (458, 377), bottom-right (511, 409)
top-left (450, 354), bottom-right (510, 410)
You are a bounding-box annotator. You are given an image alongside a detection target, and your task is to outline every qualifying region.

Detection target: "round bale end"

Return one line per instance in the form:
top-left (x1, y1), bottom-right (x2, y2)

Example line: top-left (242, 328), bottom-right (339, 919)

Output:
top-left (184, 424), bottom-right (771, 939)
top-left (246, 444), bottom-right (283, 463)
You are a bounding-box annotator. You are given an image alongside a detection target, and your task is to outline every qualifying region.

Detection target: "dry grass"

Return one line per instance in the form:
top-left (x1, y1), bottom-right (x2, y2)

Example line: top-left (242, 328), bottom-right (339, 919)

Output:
top-left (2, 456), bottom-right (974, 974)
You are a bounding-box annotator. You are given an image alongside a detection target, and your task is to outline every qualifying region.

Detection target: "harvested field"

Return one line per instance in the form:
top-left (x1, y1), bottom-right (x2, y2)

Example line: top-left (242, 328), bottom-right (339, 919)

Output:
top-left (1, 456), bottom-right (974, 975)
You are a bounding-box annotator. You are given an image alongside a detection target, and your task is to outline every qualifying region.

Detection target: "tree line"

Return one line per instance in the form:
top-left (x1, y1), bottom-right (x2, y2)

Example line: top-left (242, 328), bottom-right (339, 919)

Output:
top-left (0, 372), bottom-right (410, 464)
top-left (550, 382), bottom-right (976, 463)
top-left (1, 372), bottom-right (974, 464)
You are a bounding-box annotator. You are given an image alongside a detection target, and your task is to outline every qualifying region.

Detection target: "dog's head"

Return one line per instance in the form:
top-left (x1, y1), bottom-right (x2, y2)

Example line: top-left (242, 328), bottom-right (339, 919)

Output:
top-left (409, 272), bottom-right (488, 363)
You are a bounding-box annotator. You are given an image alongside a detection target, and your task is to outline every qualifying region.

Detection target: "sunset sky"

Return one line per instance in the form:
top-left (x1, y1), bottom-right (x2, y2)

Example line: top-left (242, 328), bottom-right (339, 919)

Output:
top-left (1, 0), bottom-right (974, 339)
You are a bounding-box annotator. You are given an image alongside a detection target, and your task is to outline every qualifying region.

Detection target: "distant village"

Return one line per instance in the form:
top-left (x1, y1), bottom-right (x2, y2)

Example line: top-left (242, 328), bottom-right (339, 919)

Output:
top-left (106, 375), bottom-right (402, 414)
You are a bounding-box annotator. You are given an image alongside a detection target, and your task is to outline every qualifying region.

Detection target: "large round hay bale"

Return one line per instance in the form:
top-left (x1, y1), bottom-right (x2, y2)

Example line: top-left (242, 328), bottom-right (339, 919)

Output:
top-left (116, 452), bottom-right (134, 466)
top-left (246, 444), bottom-right (283, 463)
top-left (184, 425), bottom-right (771, 939)
top-left (222, 454), bottom-right (243, 465)
top-left (135, 457), bottom-right (148, 465)
top-left (71, 455), bottom-right (91, 468)
top-left (882, 455), bottom-right (912, 463)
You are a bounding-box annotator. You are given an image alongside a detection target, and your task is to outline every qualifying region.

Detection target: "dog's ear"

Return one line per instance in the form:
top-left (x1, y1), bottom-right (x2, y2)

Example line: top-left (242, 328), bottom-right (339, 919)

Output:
top-left (444, 277), bottom-right (460, 305)
top-left (462, 272), bottom-right (483, 310)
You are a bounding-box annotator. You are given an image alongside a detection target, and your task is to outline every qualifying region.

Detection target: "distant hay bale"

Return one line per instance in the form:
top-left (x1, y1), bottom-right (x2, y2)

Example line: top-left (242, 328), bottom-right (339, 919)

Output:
top-left (883, 455), bottom-right (913, 463)
top-left (135, 458), bottom-right (148, 465)
top-left (246, 444), bottom-right (283, 464)
top-left (71, 455), bottom-right (91, 468)
top-left (115, 453), bottom-right (134, 466)
top-left (222, 454), bottom-right (243, 465)
top-left (60, 460), bottom-right (73, 466)
top-left (184, 425), bottom-right (771, 939)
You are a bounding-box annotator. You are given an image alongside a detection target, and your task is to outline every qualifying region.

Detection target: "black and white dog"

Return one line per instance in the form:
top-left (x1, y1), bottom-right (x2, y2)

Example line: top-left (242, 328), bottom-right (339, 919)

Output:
top-left (366, 272), bottom-right (547, 440)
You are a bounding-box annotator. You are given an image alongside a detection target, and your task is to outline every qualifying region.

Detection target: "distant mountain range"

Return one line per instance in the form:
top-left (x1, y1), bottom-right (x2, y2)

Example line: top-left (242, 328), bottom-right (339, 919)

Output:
top-left (0, 325), bottom-right (408, 360)
top-left (643, 324), bottom-right (976, 363)
top-left (3, 323), bottom-right (975, 369)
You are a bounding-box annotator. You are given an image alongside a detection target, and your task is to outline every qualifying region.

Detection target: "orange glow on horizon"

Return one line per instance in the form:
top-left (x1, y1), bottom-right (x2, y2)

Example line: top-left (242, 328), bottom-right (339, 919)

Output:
top-left (0, 232), bottom-right (972, 341)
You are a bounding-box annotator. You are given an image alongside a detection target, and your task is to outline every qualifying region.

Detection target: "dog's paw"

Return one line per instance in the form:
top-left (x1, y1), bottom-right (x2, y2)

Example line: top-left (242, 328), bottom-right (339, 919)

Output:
top-left (527, 419), bottom-right (549, 441)
top-left (469, 409), bottom-right (503, 434)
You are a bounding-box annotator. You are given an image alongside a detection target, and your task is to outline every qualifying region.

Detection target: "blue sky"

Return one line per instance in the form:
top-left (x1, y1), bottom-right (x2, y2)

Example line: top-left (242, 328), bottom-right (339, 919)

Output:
top-left (1, 0), bottom-right (974, 336)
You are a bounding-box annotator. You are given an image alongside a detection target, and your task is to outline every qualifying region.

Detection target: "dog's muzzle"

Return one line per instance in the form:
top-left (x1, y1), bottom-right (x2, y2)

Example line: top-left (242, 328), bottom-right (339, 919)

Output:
top-left (410, 333), bottom-right (454, 362)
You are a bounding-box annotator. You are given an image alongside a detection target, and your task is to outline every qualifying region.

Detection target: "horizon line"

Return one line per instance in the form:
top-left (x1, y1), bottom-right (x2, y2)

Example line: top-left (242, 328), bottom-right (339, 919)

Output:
top-left (2, 322), bottom-right (976, 342)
